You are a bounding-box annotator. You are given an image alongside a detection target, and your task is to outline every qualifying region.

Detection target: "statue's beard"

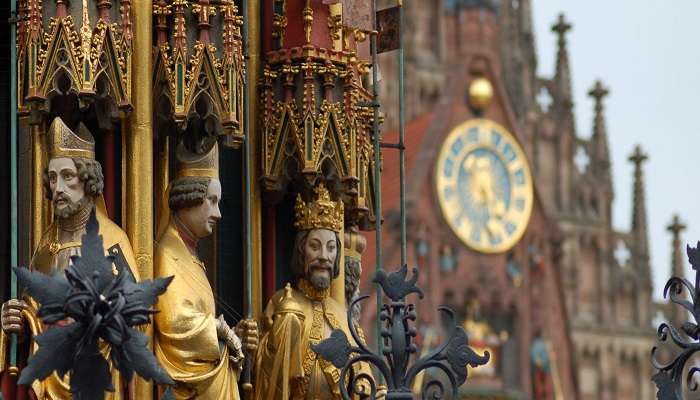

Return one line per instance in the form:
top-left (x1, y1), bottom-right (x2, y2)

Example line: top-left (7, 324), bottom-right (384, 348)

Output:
top-left (310, 274), bottom-right (330, 290)
top-left (54, 194), bottom-right (90, 219)
top-left (307, 260), bottom-right (333, 290)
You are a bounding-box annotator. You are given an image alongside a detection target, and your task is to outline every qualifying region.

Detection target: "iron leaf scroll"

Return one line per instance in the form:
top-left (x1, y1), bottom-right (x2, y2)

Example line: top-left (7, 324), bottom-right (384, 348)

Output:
top-left (313, 265), bottom-right (489, 399)
top-left (652, 242), bottom-right (700, 399)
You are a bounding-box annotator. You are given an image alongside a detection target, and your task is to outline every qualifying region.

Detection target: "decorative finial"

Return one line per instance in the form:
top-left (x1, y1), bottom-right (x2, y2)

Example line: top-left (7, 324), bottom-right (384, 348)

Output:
top-left (629, 144), bottom-right (650, 269)
top-left (551, 13), bottom-right (571, 41)
top-left (667, 214), bottom-right (687, 300)
top-left (551, 14), bottom-right (573, 105)
top-left (629, 145), bottom-right (648, 169)
top-left (667, 214), bottom-right (687, 239)
top-left (589, 80), bottom-right (611, 171)
top-left (588, 80), bottom-right (609, 108)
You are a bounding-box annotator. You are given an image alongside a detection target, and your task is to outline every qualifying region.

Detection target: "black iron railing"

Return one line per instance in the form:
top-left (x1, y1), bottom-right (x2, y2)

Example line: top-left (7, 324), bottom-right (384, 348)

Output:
top-left (313, 265), bottom-right (490, 400)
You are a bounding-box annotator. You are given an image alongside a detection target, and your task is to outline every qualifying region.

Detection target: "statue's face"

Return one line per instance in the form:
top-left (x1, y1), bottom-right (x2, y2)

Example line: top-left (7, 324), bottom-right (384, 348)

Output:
top-left (48, 157), bottom-right (86, 218)
top-left (304, 229), bottom-right (337, 290)
top-left (177, 178), bottom-right (222, 239)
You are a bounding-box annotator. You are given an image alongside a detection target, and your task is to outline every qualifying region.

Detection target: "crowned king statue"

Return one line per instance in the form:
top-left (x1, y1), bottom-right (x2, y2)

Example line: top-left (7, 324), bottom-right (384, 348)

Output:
top-left (254, 183), bottom-right (376, 400)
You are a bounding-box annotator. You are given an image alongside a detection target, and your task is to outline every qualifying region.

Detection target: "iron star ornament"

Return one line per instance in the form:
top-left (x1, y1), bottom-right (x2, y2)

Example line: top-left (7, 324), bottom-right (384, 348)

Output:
top-left (13, 211), bottom-right (175, 400)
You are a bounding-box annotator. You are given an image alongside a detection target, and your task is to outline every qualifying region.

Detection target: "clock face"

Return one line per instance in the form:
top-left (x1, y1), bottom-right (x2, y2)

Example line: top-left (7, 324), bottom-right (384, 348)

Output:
top-left (435, 119), bottom-right (533, 254)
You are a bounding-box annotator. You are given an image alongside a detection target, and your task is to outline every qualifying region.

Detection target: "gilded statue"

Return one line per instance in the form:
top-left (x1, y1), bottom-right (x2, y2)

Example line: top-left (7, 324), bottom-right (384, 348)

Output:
top-left (154, 140), bottom-right (258, 399)
top-left (255, 184), bottom-right (376, 400)
top-left (0, 117), bottom-right (139, 399)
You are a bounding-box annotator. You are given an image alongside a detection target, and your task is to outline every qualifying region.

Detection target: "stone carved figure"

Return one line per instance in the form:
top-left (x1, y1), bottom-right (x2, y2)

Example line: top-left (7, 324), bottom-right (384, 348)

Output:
top-left (530, 331), bottom-right (553, 400)
top-left (153, 141), bottom-right (257, 400)
top-left (254, 184), bottom-right (375, 400)
top-left (0, 117), bottom-right (139, 400)
top-left (344, 225), bottom-right (366, 324)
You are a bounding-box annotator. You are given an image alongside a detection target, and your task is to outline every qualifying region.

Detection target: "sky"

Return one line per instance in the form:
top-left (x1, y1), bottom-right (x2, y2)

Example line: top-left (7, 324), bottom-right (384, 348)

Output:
top-left (531, 0), bottom-right (700, 300)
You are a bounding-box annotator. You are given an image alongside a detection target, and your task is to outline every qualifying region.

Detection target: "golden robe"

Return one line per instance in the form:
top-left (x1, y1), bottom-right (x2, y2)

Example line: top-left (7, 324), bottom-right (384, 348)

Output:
top-left (154, 221), bottom-right (240, 400)
top-left (255, 279), bottom-right (374, 400)
top-left (0, 202), bottom-right (139, 400)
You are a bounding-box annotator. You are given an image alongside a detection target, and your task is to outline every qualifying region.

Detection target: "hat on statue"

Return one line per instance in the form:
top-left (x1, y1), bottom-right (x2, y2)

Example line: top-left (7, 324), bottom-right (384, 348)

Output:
top-left (48, 117), bottom-right (96, 160)
top-left (294, 183), bottom-right (344, 234)
top-left (157, 139), bottom-right (220, 240)
top-left (175, 139), bottom-right (219, 180)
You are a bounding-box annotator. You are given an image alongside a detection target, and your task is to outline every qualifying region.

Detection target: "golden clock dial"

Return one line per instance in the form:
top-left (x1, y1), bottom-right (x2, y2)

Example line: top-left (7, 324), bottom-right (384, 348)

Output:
top-left (435, 119), bottom-right (534, 254)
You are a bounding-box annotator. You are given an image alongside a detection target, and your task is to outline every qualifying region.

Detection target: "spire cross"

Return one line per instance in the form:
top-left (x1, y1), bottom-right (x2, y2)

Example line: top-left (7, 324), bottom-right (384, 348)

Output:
top-left (667, 214), bottom-right (687, 240)
top-left (551, 13), bottom-right (571, 41)
top-left (588, 80), bottom-right (609, 108)
top-left (629, 145), bottom-right (648, 169)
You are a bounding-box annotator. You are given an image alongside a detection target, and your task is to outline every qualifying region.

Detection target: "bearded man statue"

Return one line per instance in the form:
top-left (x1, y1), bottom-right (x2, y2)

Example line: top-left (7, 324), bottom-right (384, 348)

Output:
top-left (254, 183), bottom-right (376, 400)
top-left (0, 117), bottom-right (139, 399)
top-left (154, 141), bottom-right (258, 399)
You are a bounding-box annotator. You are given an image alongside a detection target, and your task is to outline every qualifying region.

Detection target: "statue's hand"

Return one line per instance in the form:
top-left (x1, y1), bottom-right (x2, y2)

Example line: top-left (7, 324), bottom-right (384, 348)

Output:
top-left (215, 314), bottom-right (229, 339)
top-left (216, 314), bottom-right (245, 366)
top-left (1, 299), bottom-right (27, 338)
top-left (235, 319), bottom-right (258, 353)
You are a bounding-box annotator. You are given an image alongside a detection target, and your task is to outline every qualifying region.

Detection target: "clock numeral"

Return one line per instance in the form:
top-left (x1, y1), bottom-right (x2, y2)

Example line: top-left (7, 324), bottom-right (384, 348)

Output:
top-left (443, 186), bottom-right (455, 200)
top-left (514, 197), bottom-right (525, 212)
top-left (467, 127), bottom-right (479, 143)
top-left (503, 143), bottom-right (517, 163)
top-left (513, 169), bottom-right (525, 186)
top-left (505, 222), bottom-right (517, 236)
top-left (470, 227), bottom-right (481, 244)
top-left (444, 158), bottom-right (454, 178)
top-left (450, 137), bottom-right (464, 156)
top-left (491, 130), bottom-right (502, 148)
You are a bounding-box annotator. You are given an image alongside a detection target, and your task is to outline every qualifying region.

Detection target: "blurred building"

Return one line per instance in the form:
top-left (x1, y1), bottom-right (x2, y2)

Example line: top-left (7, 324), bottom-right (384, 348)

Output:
top-left (362, 0), bottom-right (657, 398)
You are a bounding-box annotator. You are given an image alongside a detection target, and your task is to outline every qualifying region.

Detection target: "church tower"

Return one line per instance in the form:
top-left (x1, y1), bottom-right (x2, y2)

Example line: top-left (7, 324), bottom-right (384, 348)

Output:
top-left (498, 6), bottom-right (657, 398)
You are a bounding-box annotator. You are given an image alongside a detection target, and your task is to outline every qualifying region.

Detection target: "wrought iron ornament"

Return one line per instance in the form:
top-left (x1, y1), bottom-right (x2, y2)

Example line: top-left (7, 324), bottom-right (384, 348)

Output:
top-left (652, 242), bottom-right (700, 399)
top-left (313, 265), bottom-right (490, 399)
top-left (14, 212), bottom-right (174, 399)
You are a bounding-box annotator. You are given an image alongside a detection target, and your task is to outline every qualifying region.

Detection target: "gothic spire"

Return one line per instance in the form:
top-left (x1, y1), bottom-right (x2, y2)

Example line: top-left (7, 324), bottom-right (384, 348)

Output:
top-left (519, 0), bottom-right (534, 37)
top-left (551, 13), bottom-right (573, 106)
top-left (519, 0), bottom-right (537, 72)
top-left (589, 80), bottom-right (611, 173)
top-left (667, 214), bottom-right (687, 279)
top-left (629, 145), bottom-right (650, 273)
top-left (667, 214), bottom-right (687, 327)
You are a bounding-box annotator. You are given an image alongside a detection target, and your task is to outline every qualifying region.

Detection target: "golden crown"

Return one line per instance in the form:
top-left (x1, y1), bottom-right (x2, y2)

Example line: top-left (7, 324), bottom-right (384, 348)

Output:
top-left (176, 140), bottom-right (219, 180)
top-left (48, 117), bottom-right (95, 160)
top-left (294, 184), bottom-right (344, 233)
